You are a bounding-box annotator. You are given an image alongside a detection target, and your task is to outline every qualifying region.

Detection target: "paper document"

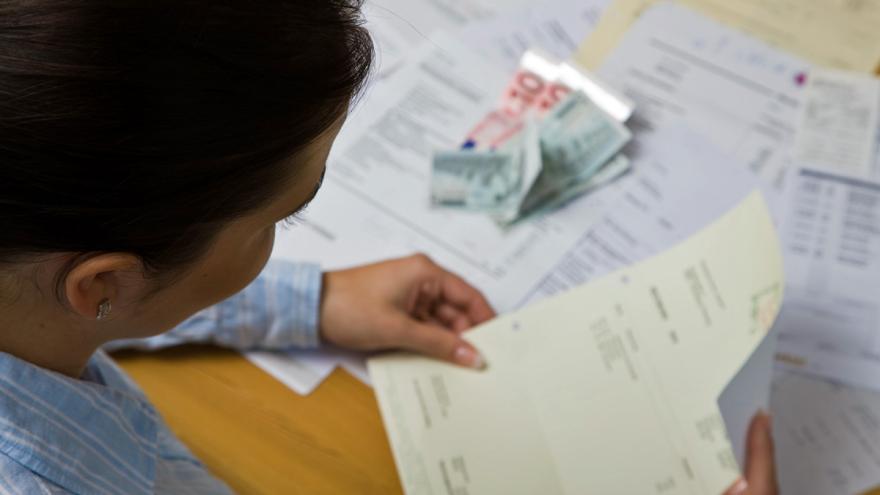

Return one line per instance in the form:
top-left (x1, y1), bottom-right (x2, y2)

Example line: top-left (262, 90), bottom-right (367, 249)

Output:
top-left (775, 168), bottom-right (880, 392)
top-left (455, 0), bottom-right (610, 72)
top-left (369, 192), bottom-right (784, 495)
top-left (574, 0), bottom-right (880, 73)
top-left (363, 0), bottom-right (536, 75)
top-left (772, 372), bottom-right (880, 495)
top-left (520, 123), bottom-right (760, 304)
top-left (874, 123), bottom-right (880, 179)
top-left (794, 69), bottom-right (880, 179)
top-left (246, 350), bottom-right (338, 396)
top-left (593, 3), bottom-right (808, 198)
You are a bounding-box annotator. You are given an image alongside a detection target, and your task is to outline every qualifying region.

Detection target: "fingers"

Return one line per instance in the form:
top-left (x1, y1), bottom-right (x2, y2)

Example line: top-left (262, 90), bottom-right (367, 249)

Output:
top-left (410, 281), bottom-right (472, 332)
top-left (744, 412), bottom-right (777, 495)
top-left (723, 478), bottom-right (748, 495)
top-left (404, 253), bottom-right (496, 327)
top-left (391, 313), bottom-right (486, 369)
top-left (435, 303), bottom-right (472, 333)
top-left (723, 412), bottom-right (777, 495)
top-left (437, 271), bottom-right (496, 324)
top-left (411, 279), bottom-right (441, 321)
top-left (396, 254), bottom-right (493, 361)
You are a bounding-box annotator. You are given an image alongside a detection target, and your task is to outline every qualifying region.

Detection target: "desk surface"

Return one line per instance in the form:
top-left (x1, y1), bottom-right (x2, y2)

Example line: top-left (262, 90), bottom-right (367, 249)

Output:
top-left (113, 346), bottom-right (403, 495)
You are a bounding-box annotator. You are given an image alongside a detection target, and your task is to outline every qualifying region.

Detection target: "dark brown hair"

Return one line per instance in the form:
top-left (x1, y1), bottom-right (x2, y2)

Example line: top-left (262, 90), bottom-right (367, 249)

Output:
top-left (0, 0), bottom-right (373, 273)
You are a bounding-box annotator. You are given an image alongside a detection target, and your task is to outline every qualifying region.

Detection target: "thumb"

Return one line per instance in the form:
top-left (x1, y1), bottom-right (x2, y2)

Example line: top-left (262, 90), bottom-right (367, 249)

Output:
top-left (723, 412), bottom-right (777, 495)
top-left (393, 314), bottom-right (486, 369)
top-left (744, 411), bottom-right (777, 495)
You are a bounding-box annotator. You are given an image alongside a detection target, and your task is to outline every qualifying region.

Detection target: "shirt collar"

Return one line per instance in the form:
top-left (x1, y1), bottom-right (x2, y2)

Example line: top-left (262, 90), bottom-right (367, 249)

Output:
top-left (0, 351), bottom-right (158, 495)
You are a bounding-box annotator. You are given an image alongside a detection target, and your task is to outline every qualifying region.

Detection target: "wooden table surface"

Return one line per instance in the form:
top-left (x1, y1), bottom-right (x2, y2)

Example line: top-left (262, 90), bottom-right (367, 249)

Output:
top-left (113, 346), bottom-right (403, 495)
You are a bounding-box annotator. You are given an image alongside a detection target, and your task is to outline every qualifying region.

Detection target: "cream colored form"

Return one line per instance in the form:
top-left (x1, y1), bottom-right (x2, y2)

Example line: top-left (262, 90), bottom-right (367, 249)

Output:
top-left (574, 0), bottom-right (880, 72)
top-left (368, 191), bottom-right (783, 495)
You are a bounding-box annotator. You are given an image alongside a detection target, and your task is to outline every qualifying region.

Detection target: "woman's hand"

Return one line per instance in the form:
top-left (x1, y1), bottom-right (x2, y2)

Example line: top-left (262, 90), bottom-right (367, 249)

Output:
top-left (318, 254), bottom-right (496, 368)
top-left (724, 412), bottom-right (777, 495)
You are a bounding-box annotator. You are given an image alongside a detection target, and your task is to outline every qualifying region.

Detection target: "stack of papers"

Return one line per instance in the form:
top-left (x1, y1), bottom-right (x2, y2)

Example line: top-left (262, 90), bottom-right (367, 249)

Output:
top-left (767, 65), bottom-right (880, 495)
top-left (248, 1), bottom-right (880, 493)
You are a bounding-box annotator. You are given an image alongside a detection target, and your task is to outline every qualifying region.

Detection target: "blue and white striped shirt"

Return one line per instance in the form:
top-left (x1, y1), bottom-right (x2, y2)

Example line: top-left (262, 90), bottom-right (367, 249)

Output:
top-left (0, 260), bottom-right (323, 494)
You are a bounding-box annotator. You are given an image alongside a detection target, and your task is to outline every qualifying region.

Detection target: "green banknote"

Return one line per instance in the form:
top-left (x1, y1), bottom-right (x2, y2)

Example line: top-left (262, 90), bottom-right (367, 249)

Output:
top-left (521, 91), bottom-right (632, 214)
top-left (430, 90), bottom-right (632, 222)
top-left (430, 150), bottom-right (521, 211)
top-left (430, 119), bottom-right (541, 212)
top-left (495, 154), bottom-right (632, 228)
top-left (493, 91), bottom-right (632, 224)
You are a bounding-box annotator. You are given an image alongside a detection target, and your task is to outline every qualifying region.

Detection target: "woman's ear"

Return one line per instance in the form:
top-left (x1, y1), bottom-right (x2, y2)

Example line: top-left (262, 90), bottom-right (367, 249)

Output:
top-left (63, 254), bottom-right (147, 320)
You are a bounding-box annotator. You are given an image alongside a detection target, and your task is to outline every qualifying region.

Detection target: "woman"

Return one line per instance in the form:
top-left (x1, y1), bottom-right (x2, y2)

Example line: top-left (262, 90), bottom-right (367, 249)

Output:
top-left (0, 1), bottom-right (776, 493)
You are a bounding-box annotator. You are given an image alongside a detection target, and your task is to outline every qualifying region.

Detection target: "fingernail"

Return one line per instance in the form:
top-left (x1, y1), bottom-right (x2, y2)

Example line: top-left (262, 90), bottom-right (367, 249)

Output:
top-left (757, 408), bottom-right (773, 427)
top-left (453, 346), bottom-right (486, 370)
top-left (730, 478), bottom-right (748, 495)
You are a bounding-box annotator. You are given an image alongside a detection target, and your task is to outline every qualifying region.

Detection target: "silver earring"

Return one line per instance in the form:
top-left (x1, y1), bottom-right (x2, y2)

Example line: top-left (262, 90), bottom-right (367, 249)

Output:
top-left (96, 299), bottom-right (112, 320)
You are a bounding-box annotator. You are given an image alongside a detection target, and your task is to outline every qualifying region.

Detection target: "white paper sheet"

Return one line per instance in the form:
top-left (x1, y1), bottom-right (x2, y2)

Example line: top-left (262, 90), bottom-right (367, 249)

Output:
top-left (519, 123), bottom-right (760, 304)
top-left (595, 3), bottom-right (809, 198)
top-left (874, 123), bottom-right (880, 178)
top-left (772, 372), bottom-right (880, 495)
top-left (247, 349), bottom-right (338, 396)
top-left (794, 69), bottom-right (880, 178)
top-left (364, 0), bottom-right (536, 75)
top-left (775, 168), bottom-right (880, 393)
top-left (455, 0), bottom-right (610, 72)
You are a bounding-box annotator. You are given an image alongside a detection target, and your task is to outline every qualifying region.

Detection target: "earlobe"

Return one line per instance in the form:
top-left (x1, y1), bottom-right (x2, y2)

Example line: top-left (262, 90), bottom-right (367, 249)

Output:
top-left (63, 254), bottom-right (143, 320)
top-left (95, 298), bottom-right (112, 320)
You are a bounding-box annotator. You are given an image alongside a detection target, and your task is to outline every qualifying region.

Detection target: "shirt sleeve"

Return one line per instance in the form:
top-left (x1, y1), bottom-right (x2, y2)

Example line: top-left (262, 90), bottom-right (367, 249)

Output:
top-left (104, 260), bottom-right (323, 352)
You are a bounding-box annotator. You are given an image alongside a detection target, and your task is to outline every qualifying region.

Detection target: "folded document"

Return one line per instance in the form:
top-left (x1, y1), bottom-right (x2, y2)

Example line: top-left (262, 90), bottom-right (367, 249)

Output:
top-left (368, 192), bottom-right (783, 495)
